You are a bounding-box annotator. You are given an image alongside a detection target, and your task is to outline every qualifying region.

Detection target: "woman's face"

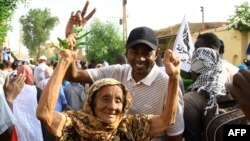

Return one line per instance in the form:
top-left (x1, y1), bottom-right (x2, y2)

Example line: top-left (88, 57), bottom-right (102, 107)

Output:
top-left (94, 85), bottom-right (124, 124)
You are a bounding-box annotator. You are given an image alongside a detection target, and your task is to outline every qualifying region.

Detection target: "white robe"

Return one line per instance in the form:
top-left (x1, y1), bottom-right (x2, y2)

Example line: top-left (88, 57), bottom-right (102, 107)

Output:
top-left (13, 84), bottom-right (43, 141)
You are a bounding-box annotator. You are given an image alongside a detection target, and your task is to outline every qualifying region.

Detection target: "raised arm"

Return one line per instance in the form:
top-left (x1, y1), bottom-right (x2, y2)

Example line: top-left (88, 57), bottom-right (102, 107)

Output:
top-left (1, 75), bottom-right (25, 140)
top-left (149, 49), bottom-right (180, 136)
top-left (4, 75), bottom-right (26, 110)
top-left (36, 49), bottom-right (76, 137)
top-left (64, 0), bottom-right (96, 83)
top-left (62, 34), bottom-right (93, 83)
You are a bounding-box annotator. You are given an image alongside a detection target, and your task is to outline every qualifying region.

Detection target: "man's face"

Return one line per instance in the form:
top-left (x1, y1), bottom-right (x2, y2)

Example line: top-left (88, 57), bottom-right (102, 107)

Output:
top-left (126, 44), bottom-right (158, 79)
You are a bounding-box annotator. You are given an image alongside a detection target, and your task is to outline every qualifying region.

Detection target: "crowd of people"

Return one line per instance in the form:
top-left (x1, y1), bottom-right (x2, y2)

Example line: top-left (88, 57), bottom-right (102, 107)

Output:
top-left (1, 1), bottom-right (250, 141)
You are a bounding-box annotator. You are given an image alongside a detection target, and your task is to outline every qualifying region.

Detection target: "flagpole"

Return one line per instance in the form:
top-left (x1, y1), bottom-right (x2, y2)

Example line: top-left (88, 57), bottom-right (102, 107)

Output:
top-left (201, 6), bottom-right (205, 30)
top-left (122, 0), bottom-right (127, 46)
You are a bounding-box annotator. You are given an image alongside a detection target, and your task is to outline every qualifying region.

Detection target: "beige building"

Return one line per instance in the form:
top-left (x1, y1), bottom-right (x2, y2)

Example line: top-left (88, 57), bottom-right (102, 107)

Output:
top-left (155, 22), bottom-right (250, 66)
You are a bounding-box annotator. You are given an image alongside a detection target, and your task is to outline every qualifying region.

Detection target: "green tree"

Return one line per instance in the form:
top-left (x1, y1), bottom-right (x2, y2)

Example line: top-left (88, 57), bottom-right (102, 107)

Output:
top-left (20, 8), bottom-right (59, 60)
top-left (0, 0), bottom-right (28, 45)
top-left (227, 1), bottom-right (250, 32)
top-left (85, 18), bottom-right (124, 64)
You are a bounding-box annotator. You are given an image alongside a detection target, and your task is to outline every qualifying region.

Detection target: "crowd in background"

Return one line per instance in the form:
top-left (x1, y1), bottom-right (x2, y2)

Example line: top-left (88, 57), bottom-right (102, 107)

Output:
top-left (1, 1), bottom-right (250, 141)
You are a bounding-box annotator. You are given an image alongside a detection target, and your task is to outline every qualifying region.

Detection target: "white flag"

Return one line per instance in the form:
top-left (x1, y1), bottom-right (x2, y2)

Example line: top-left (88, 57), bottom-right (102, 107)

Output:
top-left (173, 16), bottom-right (194, 72)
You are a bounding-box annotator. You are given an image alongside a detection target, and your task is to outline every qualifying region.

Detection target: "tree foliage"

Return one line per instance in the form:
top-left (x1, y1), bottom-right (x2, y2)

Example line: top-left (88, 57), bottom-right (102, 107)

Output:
top-left (0, 0), bottom-right (28, 45)
top-left (227, 1), bottom-right (250, 32)
top-left (85, 18), bottom-right (124, 64)
top-left (20, 8), bottom-right (59, 60)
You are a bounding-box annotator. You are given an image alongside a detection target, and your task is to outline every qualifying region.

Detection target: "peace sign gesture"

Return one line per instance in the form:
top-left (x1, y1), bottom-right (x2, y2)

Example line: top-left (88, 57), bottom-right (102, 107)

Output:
top-left (65, 0), bottom-right (96, 37)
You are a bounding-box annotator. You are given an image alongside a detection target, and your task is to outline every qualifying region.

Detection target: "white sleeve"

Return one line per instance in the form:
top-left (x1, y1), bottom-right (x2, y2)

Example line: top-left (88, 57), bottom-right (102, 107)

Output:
top-left (0, 87), bottom-right (15, 134)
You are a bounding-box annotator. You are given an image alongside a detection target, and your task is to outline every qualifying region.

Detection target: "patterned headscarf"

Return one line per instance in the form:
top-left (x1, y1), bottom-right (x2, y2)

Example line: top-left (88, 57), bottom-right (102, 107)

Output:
top-left (64, 78), bottom-right (132, 139)
top-left (17, 65), bottom-right (34, 85)
top-left (189, 47), bottom-right (226, 115)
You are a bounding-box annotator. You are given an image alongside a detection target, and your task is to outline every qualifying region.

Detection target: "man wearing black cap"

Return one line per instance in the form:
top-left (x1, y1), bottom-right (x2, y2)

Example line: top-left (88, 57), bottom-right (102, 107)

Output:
top-left (124, 27), bottom-right (184, 140)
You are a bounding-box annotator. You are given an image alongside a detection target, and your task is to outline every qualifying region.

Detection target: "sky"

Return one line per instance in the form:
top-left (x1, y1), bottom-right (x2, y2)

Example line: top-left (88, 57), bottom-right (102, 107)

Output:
top-left (7, 0), bottom-right (248, 53)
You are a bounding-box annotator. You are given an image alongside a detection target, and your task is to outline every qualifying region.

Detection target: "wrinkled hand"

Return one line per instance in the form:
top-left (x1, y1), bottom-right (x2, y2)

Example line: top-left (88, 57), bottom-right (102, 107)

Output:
top-left (65, 0), bottom-right (96, 37)
top-left (4, 74), bottom-right (26, 103)
top-left (163, 49), bottom-right (180, 78)
top-left (230, 69), bottom-right (250, 120)
top-left (65, 34), bottom-right (77, 50)
top-left (59, 49), bottom-right (77, 63)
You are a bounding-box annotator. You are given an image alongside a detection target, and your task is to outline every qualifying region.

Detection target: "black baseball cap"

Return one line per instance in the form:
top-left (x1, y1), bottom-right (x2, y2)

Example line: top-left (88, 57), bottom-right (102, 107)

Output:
top-left (126, 26), bottom-right (159, 50)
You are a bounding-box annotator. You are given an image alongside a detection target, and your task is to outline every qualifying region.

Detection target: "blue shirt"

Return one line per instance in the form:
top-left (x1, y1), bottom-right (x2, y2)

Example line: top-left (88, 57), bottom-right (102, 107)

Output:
top-left (41, 78), bottom-right (67, 112)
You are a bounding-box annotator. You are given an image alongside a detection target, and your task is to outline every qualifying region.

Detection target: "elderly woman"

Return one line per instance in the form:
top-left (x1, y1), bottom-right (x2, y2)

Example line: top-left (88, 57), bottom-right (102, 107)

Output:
top-left (36, 47), bottom-right (180, 140)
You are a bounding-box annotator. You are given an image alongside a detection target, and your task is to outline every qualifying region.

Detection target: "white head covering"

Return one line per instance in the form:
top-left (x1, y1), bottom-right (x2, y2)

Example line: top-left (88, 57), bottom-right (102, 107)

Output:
top-left (39, 55), bottom-right (47, 61)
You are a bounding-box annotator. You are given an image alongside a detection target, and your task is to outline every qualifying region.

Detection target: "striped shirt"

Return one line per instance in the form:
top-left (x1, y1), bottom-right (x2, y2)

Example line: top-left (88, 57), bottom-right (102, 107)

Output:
top-left (87, 64), bottom-right (184, 136)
